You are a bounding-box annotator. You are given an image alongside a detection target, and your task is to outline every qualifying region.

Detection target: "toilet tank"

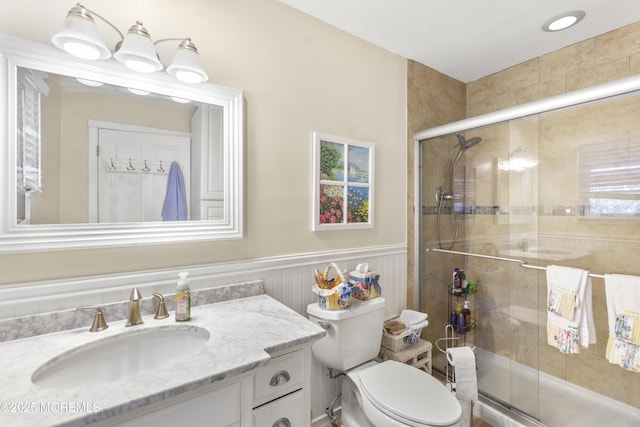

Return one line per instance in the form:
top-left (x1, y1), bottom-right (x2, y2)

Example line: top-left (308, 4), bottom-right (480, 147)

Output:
top-left (307, 297), bottom-right (385, 371)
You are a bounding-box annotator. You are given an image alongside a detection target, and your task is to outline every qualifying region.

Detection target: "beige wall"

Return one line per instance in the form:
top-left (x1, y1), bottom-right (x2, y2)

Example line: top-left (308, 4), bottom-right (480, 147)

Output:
top-left (0, 0), bottom-right (407, 285)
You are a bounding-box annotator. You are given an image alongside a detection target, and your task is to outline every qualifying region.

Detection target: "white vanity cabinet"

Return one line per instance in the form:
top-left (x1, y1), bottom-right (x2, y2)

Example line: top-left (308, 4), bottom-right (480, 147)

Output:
top-left (111, 379), bottom-right (249, 427)
top-left (252, 348), bottom-right (309, 427)
top-left (106, 346), bottom-right (311, 427)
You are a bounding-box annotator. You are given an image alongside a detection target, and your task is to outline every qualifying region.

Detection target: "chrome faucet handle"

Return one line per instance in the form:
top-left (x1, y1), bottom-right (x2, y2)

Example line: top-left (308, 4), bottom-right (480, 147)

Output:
top-left (77, 306), bottom-right (109, 332)
top-left (130, 287), bottom-right (142, 301)
top-left (152, 293), bottom-right (169, 319)
top-left (126, 287), bottom-right (144, 327)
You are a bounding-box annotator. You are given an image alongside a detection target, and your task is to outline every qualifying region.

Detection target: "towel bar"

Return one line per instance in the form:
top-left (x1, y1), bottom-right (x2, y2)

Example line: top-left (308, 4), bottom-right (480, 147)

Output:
top-left (427, 248), bottom-right (605, 279)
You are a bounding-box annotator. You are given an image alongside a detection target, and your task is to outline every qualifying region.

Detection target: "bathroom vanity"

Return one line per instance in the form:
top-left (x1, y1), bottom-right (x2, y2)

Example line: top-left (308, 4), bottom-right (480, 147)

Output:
top-left (0, 292), bottom-right (325, 427)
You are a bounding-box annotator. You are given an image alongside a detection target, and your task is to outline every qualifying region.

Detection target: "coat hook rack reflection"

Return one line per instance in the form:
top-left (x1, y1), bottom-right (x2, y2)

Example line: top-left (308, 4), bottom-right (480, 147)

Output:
top-left (104, 159), bottom-right (170, 174)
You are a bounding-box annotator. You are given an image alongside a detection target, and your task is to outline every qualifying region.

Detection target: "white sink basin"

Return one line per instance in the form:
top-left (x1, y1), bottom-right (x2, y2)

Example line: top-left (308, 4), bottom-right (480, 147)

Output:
top-left (32, 326), bottom-right (210, 389)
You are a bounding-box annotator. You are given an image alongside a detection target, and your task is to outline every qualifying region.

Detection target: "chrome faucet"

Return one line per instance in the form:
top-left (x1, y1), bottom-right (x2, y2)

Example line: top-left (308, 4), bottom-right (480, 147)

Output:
top-left (152, 293), bottom-right (169, 319)
top-left (126, 287), bottom-right (144, 327)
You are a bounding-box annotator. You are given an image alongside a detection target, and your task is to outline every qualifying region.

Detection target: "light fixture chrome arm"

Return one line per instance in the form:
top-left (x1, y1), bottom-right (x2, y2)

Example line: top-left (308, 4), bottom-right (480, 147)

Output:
top-left (75, 3), bottom-right (124, 41)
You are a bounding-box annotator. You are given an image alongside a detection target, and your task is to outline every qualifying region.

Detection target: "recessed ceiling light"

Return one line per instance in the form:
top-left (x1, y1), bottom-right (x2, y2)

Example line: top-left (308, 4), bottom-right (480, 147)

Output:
top-left (542, 10), bottom-right (585, 32)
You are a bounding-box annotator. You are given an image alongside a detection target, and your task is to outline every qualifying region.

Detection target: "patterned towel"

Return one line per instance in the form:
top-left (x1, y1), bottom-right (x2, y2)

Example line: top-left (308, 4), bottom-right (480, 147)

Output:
top-left (604, 274), bottom-right (640, 372)
top-left (546, 265), bottom-right (596, 353)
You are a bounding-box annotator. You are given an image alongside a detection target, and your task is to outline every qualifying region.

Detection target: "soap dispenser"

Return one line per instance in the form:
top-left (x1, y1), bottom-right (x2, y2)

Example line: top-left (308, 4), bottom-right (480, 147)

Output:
top-left (175, 272), bottom-right (191, 322)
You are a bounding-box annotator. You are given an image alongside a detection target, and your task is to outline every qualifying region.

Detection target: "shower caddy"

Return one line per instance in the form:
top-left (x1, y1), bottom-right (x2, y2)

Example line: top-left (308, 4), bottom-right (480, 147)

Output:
top-left (434, 279), bottom-right (476, 388)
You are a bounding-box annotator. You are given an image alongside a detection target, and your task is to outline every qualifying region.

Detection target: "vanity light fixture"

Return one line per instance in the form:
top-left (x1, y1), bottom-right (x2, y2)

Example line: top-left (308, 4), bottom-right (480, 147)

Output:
top-left (51, 3), bottom-right (208, 83)
top-left (164, 38), bottom-right (208, 83)
top-left (113, 21), bottom-right (163, 73)
top-left (50, 4), bottom-right (114, 60)
top-left (542, 10), bottom-right (586, 32)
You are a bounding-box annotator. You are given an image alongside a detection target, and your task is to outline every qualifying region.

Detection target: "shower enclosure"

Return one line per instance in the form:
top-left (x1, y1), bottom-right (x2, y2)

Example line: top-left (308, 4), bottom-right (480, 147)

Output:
top-left (416, 76), bottom-right (640, 425)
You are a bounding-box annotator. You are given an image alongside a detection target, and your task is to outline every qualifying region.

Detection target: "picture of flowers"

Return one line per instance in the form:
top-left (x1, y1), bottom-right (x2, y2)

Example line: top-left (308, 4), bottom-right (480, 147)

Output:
top-left (313, 132), bottom-right (374, 230)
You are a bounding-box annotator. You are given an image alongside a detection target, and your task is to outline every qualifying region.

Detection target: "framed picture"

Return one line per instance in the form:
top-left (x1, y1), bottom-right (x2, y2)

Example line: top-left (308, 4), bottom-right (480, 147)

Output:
top-left (312, 132), bottom-right (374, 230)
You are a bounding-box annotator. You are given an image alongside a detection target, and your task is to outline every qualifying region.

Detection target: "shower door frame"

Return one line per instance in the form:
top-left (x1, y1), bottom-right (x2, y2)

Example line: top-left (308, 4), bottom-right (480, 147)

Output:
top-left (414, 72), bottom-right (640, 420)
top-left (413, 72), bottom-right (640, 310)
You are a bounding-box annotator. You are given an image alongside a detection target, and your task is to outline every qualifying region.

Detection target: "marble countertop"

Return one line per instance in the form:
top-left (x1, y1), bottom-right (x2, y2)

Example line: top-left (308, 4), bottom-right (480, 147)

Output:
top-left (0, 294), bottom-right (325, 427)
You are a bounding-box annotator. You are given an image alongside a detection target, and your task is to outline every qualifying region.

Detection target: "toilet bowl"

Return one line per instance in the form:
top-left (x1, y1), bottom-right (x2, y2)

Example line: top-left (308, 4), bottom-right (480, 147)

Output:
top-left (307, 298), bottom-right (462, 427)
top-left (343, 360), bottom-right (462, 427)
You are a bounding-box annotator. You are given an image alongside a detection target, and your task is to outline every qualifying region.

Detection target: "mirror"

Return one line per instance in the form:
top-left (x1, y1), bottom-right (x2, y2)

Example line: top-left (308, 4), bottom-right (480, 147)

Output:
top-left (0, 34), bottom-right (243, 252)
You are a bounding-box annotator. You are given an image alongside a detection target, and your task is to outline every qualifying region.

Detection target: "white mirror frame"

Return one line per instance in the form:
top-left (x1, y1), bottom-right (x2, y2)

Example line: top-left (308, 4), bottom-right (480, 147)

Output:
top-left (0, 34), bottom-right (243, 253)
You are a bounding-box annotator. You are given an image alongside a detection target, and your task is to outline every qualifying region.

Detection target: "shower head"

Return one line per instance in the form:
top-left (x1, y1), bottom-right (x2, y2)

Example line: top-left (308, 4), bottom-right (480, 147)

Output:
top-left (456, 133), bottom-right (482, 151)
top-left (438, 133), bottom-right (484, 204)
top-left (452, 133), bottom-right (482, 166)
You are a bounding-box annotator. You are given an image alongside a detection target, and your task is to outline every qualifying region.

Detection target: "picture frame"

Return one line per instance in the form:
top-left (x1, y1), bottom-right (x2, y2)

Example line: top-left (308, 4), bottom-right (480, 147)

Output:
top-left (312, 132), bottom-right (375, 231)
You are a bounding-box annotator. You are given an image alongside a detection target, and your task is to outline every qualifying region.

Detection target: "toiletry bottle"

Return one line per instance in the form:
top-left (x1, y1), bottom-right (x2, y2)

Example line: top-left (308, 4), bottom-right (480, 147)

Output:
top-left (453, 268), bottom-right (462, 294)
top-left (462, 300), bottom-right (471, 330)
top-left (457, 310), bottom-right (466, 334)
top-left (455, 302), bottom-right (463, 333)
top-left (450, 310), bottom-right (458, 327)
top-left (175, 272), bottom-right (191, 322)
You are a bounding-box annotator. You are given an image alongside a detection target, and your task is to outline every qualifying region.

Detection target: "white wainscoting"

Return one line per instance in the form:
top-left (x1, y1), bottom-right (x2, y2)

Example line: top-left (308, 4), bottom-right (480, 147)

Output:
top-left (0, 244), bottom-right (407, 424)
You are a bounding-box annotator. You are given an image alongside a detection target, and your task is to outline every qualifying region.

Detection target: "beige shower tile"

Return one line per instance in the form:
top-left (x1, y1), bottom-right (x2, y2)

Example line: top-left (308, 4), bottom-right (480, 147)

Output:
top-left (493, 59), bottom-right (539, 95)
top-left (539, 103), bottom-right (596, 143)
top-left (538, 328), bottom-right (567, 379)
top-left (594, 21), bottom-right (640, 66)
top-left (566, 66), bottom-right (598, 91)
top-left (595, 58), bottom-right (631, 82)
top-left (540, 39), bottom-right (595, 82)
top-left (515, 83), bottom-right (542, 104)
top-left (631, 52), bottom-right (640, 75)
top-left (539, 78), bottom-right (567, 99)
top-left (595, 91), bottom-right (640, 133)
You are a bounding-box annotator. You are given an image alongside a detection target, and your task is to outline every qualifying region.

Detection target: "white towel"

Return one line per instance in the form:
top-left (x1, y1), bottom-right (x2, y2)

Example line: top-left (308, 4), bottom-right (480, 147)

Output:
top-left (446, 346), bottom-right (477, 427)
top-left (546, 265), bottom-right (596, 353)
top-left (407, 319), bottom-right (429, 332)
top-left (397, 309), bottom-right (428, 324)
top-left (604, 274), bottom-right (640, 372)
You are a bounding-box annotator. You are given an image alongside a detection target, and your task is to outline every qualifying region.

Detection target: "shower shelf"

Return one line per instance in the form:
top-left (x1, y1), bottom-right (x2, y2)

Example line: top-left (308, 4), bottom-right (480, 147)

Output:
top-left (446, 285), bottom-right (475, 341)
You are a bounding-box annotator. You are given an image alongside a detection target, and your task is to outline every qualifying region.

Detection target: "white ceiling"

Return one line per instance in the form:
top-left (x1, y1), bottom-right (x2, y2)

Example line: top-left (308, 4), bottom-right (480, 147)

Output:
top-left (279, 0), bottom-right (640, 83)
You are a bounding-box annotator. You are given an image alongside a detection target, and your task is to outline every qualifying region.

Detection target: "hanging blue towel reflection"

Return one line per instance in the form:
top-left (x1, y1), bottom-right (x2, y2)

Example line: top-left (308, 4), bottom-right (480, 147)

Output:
top-left (162, 161), bottom-right (188, 221)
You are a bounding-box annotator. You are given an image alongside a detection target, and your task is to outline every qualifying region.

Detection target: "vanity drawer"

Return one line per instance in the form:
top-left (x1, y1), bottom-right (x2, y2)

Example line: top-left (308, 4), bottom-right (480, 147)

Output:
top-left (253, 349), bottom-right (303, 406)
top-left (252, 389), bottom-right (305, 427)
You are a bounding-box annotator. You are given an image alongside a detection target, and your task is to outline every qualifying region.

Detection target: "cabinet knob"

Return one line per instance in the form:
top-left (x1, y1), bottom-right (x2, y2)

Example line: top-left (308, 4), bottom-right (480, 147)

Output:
top-left (269, 370), bottom-right (291, 386)
top-left (272, 417), bottom-right (291, 427)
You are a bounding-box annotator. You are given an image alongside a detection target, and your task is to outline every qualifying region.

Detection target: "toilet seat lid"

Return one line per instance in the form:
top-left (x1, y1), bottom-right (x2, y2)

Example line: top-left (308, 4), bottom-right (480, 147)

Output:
top-left (358, 361), bottom-right (462, 426)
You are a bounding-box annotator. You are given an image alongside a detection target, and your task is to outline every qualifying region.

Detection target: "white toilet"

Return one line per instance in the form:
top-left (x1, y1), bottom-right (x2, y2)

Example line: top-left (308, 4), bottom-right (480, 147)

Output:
top-left (307, 297), bottom-right (462, 427)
